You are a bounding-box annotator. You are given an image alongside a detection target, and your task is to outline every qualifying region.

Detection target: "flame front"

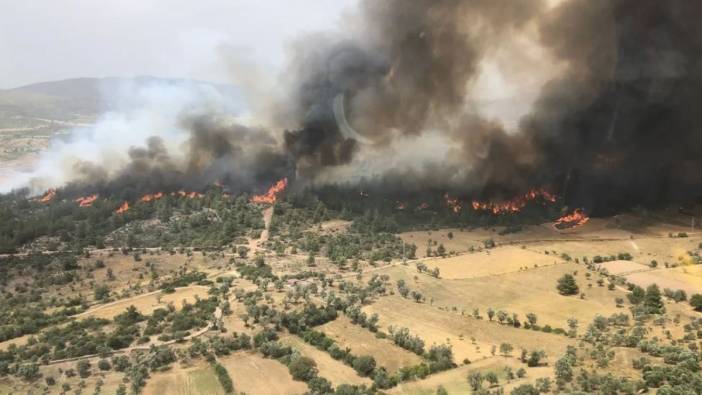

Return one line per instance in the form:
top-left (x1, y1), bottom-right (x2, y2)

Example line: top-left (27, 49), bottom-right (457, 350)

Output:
top-left (175, 191), bottom-right (204, 199)
top-left (554, 208), bottom-right (590, 229)
top-left (141, 192), bottom-right (164, 202)
top-left (251, 178), bottom-right (288, 204)
top-left (75, 194), bottom-right (98, 207)
top-left (444, 193), bottom-right (462, 213)
top-left (471, 188), bottom-right (556, 215)
top-left (116, 201), bottom-right (130, 214)
top-left (395, 201), bottom-right (407, 210)
top-left (39, 188), bottom-right (57, 203)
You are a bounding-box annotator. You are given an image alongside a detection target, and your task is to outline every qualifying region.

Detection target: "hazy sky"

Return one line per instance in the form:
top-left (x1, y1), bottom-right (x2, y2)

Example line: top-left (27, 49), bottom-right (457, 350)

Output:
top-left (0, 0), bottom-right (358, 89)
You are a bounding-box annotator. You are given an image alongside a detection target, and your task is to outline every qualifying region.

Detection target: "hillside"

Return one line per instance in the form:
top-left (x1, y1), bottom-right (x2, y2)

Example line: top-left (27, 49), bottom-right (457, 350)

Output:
top-left (0, 76), bottom-right (243, 124)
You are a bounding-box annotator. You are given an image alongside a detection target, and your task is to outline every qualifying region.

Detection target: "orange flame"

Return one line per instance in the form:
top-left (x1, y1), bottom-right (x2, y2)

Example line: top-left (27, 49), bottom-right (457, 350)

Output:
top-left (140, 192), bottom-right (164, 202)
top-left (75, 194), bottom-right (98, 207)
top-left (116, 201), bottom-right (130, 214)
top-left (174, 191), bottom-right (204, 199)
top-left (554, 208), bottom-right (589, 229)
top-left (39, 188), bottom-right (57, 203)
top-left (251, 178), bottom-right (288, 204)
top-left (417, 202), bottom-right (429, 210)
top-left (444, 193), bottom-right (462, 213)
top-left (395, 201), bottom-right (407, 210)
top-left (471, 188), bottom-right (557, 215)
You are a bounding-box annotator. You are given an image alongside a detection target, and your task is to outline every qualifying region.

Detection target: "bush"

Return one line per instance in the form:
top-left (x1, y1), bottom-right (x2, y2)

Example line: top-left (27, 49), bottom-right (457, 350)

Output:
top-left (98, 359), bottom-right (111, 371)
top-left (352, 355), bottom-right (377, 377)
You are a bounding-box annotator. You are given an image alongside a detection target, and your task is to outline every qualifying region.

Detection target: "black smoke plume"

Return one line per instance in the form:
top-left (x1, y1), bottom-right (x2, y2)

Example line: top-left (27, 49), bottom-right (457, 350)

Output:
top-left (280, 0), bottom-right (702, 214)
top-left (65, 116), bottom-right (294, 200)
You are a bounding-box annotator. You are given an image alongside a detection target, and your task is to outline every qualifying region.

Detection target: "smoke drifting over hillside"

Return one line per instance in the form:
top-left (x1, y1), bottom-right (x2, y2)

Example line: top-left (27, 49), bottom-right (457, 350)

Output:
top-left (8, 0), bottom-right (702, 213)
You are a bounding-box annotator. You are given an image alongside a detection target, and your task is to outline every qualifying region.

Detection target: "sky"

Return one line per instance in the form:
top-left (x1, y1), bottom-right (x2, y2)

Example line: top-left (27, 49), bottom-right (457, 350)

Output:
top-left (0, 0), bottom-right (358, 89)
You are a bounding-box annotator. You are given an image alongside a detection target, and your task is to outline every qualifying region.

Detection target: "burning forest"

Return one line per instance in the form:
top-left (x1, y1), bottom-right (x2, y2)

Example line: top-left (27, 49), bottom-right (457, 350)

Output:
top-left (3, 0), bottom-right (702, 220)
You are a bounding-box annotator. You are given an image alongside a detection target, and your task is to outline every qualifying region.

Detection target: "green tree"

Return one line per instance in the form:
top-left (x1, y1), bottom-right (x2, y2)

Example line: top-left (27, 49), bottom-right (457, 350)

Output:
top-left (499, 343), bottom-right (513, 356)
top-left (556, 274), bottom-right (579, 295)
top-left (690, 294), bottom-right (702, 311)
top-left (485, 371), bottom-right (499, 387)
top-left (628, 285), bottom-right (645, 305)
top-left (511, 384), bottom-right (539, 395)
top-left (644, 284), bottom-right (665, 314)
top-left (77, 360), bottom-right (91, 378)
top-left (526, 313), bottom-right (538, 327)
top-left (555, 357), bottom-right (573, 383)
top-left (468, 372), bottom-right (484, 391)
top-left (94, 285), bottom-right (110, 301)
top-left (289, 357), bottom-right (318, 382)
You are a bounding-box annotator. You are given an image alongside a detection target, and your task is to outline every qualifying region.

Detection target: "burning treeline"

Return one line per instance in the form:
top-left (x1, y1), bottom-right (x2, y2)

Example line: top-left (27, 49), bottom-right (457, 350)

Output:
top-left (27, 0), bottom-right (702, 216)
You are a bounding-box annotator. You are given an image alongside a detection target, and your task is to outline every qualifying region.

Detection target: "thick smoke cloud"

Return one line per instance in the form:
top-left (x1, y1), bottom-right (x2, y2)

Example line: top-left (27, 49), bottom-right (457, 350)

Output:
top-left (9, 0), bottom-right (702, 214)
top-left (282, 0), bottom-right (543, 174)
top-left (280, 0), bottom-right (702, 213)
top-left (68, 116), bottom-right (294, 199)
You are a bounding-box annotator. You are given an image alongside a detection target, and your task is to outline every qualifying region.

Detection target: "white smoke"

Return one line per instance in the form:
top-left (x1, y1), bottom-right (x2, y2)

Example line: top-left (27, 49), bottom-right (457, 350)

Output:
top-left (2, 79), bottom-right (243, 194)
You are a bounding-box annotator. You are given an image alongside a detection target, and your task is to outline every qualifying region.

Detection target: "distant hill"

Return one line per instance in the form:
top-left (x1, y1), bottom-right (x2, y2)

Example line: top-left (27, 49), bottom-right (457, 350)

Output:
top-left (0, 76), bottom-right (244, 122)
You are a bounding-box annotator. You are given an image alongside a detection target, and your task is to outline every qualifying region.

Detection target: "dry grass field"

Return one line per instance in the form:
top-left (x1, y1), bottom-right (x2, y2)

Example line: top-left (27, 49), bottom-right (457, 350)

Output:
top-left (424, 246), bottom-right (562, 279)
top-left (280, 335), bottom-right (372, 387)
top-left (319, 315), bottom-right (423, 372)
top-left (373, 262), bottom-right (625, 328)
top-left (219, 351), bottom-right (307, 395)
top-left (143, 362), bottom-right (223, 395)
top-left (363, 296), bottom-right (574, 364)
top-left (595, 260), bottom-right (650, 275)
top-left (76, 285), bottom-right (210, 320)
top-left (625, 265), bottom-right (702, 295)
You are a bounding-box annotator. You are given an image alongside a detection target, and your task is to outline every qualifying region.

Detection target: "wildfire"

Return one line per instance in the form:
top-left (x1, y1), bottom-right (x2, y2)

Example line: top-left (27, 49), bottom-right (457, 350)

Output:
top-left (471, 188), bottom-right (557, 215)
top-left (140, 192), bottom-right (164, 202)
top-left (251, 178), bottom-right (288, 204)
top-left (75, 194), bottom-right (98, 207)
top-left (444, 193), bottom-right (462, 213)
top-left (554, 208), bottom-right (590, 230)
top-left (116, 201), bottom-right (130, 214)
top-left (395, 201), bottom-right (407, 210)
top-left (39, 188), bottom-right (57, 203)
top-left (175, 191), bottom-right (204, 199)
top-left (417, 202), bottom-right (429, 210)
